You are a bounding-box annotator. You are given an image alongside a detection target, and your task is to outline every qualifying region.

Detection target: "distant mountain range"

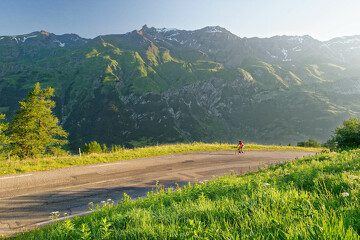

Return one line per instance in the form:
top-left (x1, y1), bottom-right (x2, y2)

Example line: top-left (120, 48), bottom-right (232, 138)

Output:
top-left (1, 26), bottom-right (360, 148)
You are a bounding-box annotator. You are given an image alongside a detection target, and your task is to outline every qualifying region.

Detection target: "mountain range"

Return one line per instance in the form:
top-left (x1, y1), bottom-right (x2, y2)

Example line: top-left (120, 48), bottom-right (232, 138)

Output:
top-left (1, 26), bottom-right (360, 148)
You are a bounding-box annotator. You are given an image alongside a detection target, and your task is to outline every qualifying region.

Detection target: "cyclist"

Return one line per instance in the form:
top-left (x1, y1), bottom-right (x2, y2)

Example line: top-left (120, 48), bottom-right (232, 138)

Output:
top-left (237, 141), bottom-right (245, 153)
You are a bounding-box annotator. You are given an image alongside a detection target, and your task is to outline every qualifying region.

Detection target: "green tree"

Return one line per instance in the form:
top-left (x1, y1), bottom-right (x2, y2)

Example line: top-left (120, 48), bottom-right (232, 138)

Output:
top-left (83, 141), bottom-right (102, 154)
top-left (324, 137), bottom-right (337, 151)
top-left (9, 83), bottom-right (68, 158)
top-left (333, 117), bottom-right (360, 149)
top-left (111, 144), bottom-right (123, 153)
top-left (101, 144), bottom-right (107, 153)
top-left (297, 139), bottom-right (321, 148)
top-left (0, 114), bottom-right (10, 157)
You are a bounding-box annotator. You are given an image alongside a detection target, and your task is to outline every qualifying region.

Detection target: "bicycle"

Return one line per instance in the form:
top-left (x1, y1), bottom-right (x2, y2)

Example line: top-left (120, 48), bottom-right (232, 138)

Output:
top-left (235, 147), bottom-right (244, 155)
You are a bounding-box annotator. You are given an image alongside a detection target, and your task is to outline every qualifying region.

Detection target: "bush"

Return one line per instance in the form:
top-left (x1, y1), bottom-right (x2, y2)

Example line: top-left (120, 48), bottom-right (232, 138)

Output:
top-left (324, 137), bottom-right (337, 151)
top-left (101, 144), bottom-right (107, 153)
top-left (83, 141), bottom-right (103, 154)
top-left (297, 139), bottom-right (321, 148)
top-left (110, 145), bottom-right (124, 153)
top-left (333, 117), bottom-right (360, 149)
top-left (0, 114), bottom-right (9, 158)
top-left (47, 147), bottom-right (69, 156)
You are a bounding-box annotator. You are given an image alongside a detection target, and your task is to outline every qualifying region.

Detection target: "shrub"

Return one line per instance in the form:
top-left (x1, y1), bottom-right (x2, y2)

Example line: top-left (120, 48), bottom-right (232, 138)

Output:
top-left (101, 144), bottom-right (107, 153)
top-left (297, 139), bottom-right (321, 148)
top-left (0, 114), bottom-right (9, 158)
top-left (47, 146), bottom-right (69, 156)
top-left (83, 141), bottom-right (102, 154)
top-left (110, 145), bottom-right (124, 153)
top-left (333, 117), bottom-right (360, 149)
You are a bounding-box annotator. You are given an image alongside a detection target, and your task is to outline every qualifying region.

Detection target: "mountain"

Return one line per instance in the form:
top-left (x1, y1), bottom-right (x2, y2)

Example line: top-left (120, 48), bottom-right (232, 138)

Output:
top-left (1, 26), bottom-right (360, 148)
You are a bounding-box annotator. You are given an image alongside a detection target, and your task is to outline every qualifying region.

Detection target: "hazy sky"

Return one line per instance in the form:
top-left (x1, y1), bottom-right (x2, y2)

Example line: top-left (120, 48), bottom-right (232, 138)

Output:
top-left (1, 0), bottom-right (360, 41)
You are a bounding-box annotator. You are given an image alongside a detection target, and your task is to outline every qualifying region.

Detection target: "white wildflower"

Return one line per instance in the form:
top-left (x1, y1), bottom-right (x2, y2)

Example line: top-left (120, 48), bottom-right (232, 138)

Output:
top-left (101, 201), bottom-right (106, 204)
top-left (262, 183), bottom-right (271, 187)
top-left (285, 172), bottom-right (290, 175)
top-left (341, 192), bottom-right (350, 197)
top-left (49, 211), bottom-right (60, 220)
top-left (348, 175), bottom-right (359, 179)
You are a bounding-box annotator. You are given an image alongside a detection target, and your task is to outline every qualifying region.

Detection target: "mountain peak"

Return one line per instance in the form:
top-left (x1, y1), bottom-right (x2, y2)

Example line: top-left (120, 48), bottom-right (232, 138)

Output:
top-left (0, 30), bottom-right (88, 47)
top-left (40, 30), bottom-right (50, 36)
top-left (155, 27), bottom-right (178, 33)
top-left (201, 26), bottom-right (226, 33)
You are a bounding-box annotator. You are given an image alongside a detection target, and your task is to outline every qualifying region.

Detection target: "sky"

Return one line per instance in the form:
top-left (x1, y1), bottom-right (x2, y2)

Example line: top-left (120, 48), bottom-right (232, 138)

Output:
top-left (1, 0), bottom-right (360, 41)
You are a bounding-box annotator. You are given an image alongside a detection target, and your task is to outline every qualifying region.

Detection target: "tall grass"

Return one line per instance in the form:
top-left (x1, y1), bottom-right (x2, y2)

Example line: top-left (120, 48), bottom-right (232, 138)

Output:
top-left (0, 143), bottom-right (321, 176)
top-left (13, 149), bottom-right (360, 239)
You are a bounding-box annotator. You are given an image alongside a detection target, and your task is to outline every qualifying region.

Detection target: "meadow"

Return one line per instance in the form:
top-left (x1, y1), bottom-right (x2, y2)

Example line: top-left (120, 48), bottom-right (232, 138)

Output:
top-left (11, 148), bottom-right (360, 239)
top-left (0, 142), bottom-right (321, 176)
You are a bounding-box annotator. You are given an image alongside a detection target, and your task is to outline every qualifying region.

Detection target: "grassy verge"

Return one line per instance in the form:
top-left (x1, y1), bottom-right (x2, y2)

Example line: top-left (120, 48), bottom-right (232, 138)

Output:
top-left (0, 143), bottom-right (323, 176)
top-left (12, 149), bottom-right (360, 239)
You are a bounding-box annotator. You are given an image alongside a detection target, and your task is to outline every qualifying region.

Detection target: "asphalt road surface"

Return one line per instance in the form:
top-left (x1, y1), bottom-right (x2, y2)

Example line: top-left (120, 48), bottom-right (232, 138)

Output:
top-left (0, 149), bottom-right (317, 236)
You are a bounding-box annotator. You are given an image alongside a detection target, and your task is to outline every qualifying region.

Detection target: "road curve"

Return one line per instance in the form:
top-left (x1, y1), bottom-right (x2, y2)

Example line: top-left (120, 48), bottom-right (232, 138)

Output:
top-left (0, 150), bottom-right (317, 236)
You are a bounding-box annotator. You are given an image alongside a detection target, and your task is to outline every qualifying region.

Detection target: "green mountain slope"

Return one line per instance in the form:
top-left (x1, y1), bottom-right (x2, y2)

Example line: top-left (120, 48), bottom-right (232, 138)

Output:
top-left (1, 26), bottom-right (360, 148)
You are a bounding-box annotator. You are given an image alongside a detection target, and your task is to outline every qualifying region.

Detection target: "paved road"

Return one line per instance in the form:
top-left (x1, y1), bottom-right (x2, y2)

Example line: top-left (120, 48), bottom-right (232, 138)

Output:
top-left (0, 150), bottom-right (317, 236)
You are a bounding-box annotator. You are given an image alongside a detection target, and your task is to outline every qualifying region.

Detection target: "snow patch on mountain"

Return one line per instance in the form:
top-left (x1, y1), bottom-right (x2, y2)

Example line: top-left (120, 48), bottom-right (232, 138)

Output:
top-left (21, 35), bottom-right (37, 42)
top-left (281, 49), bottom-right (292, 61)
top-left (266, 51), bottom-right (278, 59)
top-left (292, 46), bottom-right (302, 52)
top-left (11, 37), bottom-right (19, 43)
top-left (166, 37), bottom-right (179, 43)
top-left (156, 28), bottom-right (177, 33)
top-left (167, 33), bottom-right (179, 38)
top-left (165, 33), bottom-right (180, 42)
top-left (72, 36), bottom-right (81, 41)
top-left (323, 37), bottom-right (360, 48)
top-left (54, 39), bottom-right (65, 47)
top-left (207, 28), bottom-right (222, 33)
top-left (288, 37), bottom-right (304, 44)
top-left (8, 35), bottom-right (38, 43)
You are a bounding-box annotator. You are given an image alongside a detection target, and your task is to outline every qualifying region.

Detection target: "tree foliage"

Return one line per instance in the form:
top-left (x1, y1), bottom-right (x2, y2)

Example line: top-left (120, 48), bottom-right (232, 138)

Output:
top-left (0, 114), bottom-right (10, 157)
top-left (83, 141), bottom-right (103, 154)
top-left (332, 117), bottom-right (360, 149)
top-left (9, 83), bottom-right (68, 158)
top-left (297, 139), bottom-right (321, 148)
